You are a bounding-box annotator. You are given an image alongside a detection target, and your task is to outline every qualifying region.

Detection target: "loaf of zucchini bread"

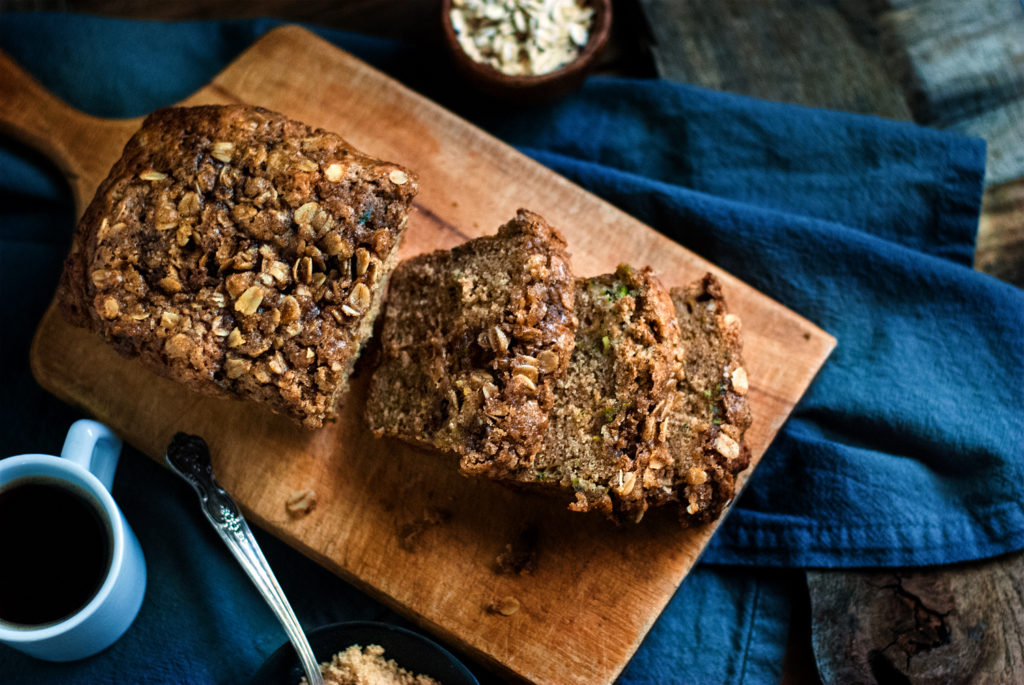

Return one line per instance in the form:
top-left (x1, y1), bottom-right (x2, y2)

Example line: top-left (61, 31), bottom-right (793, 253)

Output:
top-left (58, 105), bottom-right (418, 427)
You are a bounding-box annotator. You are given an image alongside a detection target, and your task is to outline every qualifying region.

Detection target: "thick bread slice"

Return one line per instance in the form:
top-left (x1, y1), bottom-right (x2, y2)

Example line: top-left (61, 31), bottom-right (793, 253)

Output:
top-left (366, 209), bottom-right (577, 475)
top-left (508, 265), bottom-right (685, 522)
top-left (666, 273), bottom-right (752, 523)
top-left (508, 269), bottom-right (752, 524)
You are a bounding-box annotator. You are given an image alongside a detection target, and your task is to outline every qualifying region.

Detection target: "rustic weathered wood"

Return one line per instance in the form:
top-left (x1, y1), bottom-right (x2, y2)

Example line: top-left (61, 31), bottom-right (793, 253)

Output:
top-left (637, 0), bottom-right (914, 120)
top-left (639, 0), bottom-right (1024, 184)
top-left (53, 0), bottom-right (437, 36)
top-left (978, 178), bottom-right (1024, 286)
top-left (2, 26), bottom-right (835, 684)
top-left (876, 0), bottom-right (1024, 288)
top-left (808, 554), bottom-right (1024, 684)
top-left (876, 0), bottom-right (1024, 186)
top-left (639, 0), bottom-right (1024, 290)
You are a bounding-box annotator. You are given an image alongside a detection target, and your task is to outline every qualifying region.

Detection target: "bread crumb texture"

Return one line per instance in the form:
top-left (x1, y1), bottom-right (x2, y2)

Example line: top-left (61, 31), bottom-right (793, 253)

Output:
top-left (367, 211), bottom-right (753, 524)
top-left (366, 209), bottom-right (577, 475)
top-left (512, 268), bottom-right (752, 523)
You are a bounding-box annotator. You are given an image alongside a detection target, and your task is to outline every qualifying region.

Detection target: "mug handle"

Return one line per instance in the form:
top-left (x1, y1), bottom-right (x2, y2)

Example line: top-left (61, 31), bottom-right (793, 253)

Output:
top-left (60, 419), bottom-right (122, 491)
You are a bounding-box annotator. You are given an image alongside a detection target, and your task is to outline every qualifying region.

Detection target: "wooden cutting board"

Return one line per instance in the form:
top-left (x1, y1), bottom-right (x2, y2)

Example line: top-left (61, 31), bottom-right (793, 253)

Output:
top-left (2, 26), bottom-right (834, 684)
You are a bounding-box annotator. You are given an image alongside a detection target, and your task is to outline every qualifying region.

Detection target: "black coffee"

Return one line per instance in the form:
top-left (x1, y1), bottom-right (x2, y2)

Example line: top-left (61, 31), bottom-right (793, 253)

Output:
top-left (0, 477), bottom-right (112, 627)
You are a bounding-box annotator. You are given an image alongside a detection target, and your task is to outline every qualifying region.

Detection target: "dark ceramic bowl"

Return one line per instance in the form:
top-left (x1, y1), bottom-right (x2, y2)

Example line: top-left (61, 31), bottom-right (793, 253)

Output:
top-left (250, 621), bottom-right (479, 685)
top-left (440, 0), bottom-right (612, 102)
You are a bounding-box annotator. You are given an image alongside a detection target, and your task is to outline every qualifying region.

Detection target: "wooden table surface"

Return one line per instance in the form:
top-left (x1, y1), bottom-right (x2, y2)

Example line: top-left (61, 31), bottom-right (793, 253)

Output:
top-left (11, 0), bottom-right (1024, 682)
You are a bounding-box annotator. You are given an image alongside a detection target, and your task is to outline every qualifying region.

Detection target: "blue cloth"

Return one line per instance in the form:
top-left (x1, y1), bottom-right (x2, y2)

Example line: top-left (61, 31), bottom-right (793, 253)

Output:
top-left (1, 12), bottom-right (1021, 684)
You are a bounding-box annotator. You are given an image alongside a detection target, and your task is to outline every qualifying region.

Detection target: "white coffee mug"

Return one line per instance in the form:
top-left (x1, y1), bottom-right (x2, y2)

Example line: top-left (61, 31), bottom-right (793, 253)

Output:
top-left (0, 420), bottom-right (146, 661)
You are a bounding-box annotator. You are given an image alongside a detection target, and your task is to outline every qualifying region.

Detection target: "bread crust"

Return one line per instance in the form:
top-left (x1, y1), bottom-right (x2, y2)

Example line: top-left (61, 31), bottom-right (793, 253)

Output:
top-left (58, 105), bottom-right (417, 428)
top-left (667, 273), bottom-right (752, 523)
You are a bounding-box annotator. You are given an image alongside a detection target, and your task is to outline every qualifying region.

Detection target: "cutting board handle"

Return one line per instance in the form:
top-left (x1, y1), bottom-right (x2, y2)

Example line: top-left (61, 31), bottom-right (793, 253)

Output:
top-left (0, 50), bottom-right (83, 174)
top-left (0, 49), bottom-right (136, 212)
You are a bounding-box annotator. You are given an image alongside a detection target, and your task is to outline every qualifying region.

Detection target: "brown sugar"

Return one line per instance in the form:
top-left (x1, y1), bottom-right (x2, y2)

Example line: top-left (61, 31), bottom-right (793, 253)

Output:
top-left (300, 644), bottom-right (439, 685)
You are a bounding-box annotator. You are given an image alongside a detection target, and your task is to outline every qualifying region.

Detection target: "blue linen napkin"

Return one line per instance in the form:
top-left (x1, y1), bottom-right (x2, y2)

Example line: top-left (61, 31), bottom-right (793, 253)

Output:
top-left (1, 12), bottom-right (1021, 684)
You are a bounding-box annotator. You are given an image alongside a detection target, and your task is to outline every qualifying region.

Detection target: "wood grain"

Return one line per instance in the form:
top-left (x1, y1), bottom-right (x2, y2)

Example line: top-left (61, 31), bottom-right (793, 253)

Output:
top-left (3, 26), bottom-right (834, 684)
top-left (808, 557), bottom-right (1024, 684)
top-left (978, 178), bottom-right (1024, 287)
top-left (637, 0), bottom-right (913, 120)
top-left (876, 0), bottom-right (1024, 187)
top-left (877, 0), bottom-right (1024, 288)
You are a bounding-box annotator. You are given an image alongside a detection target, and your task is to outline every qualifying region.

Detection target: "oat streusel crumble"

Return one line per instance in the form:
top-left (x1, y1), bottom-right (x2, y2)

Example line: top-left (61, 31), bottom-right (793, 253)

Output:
top-left (59, 105), bottom-right (417, 427)
top-left (507, 265), bottom-right (685, 522)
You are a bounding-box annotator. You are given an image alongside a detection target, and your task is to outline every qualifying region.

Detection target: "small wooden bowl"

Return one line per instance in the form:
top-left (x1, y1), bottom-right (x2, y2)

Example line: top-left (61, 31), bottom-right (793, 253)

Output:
top-left (440, 0), bottom-right (612, 102)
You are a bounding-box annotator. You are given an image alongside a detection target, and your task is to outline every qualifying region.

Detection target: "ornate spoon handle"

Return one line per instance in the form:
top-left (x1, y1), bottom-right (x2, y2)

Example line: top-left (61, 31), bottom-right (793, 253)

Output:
top-left (166, 433), bottom-right (324, 685)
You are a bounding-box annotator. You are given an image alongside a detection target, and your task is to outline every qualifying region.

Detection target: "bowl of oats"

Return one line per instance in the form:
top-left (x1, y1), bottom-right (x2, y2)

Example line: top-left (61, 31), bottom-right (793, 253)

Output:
top-left (442, 0), bottom-right (612, 101)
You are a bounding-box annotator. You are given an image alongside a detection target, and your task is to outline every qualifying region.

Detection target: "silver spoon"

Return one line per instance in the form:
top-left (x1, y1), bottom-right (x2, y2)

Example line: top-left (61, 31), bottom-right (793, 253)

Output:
top-left (166, 433), bottom-right (324, 685)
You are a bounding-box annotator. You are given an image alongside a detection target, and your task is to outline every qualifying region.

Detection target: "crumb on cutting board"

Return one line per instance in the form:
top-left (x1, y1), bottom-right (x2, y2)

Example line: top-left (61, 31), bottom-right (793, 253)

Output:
top-left (398, 507), bottom-right (452, 552)
top-left (285, 489), bottom-right (317, 517)
top-left (487, 596), bottom-right (520, 616)
top-left (299, 644), bottom-right (439, 685)
top-left (494, 524), bottom-right (539, 575)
